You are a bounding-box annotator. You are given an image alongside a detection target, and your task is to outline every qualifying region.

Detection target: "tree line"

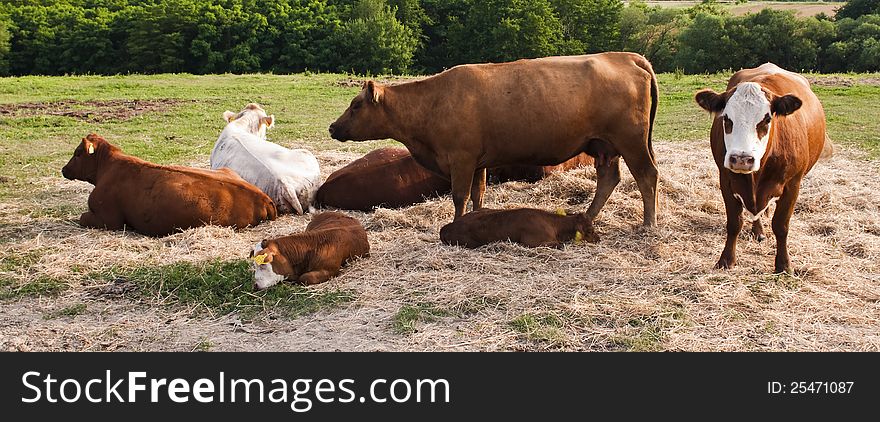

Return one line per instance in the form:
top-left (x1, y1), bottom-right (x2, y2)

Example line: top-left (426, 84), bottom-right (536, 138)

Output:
top-left (0, 0), bottom-right (877, 76)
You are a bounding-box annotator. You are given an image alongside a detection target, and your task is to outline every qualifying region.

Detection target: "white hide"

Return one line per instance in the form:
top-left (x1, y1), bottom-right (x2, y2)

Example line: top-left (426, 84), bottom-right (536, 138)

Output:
top-left (720, 82), bottom-right (772, 174)
top-left (210, 110), bottom-right (321, 214)
top-left (251, 242), bottom-right (285, 290)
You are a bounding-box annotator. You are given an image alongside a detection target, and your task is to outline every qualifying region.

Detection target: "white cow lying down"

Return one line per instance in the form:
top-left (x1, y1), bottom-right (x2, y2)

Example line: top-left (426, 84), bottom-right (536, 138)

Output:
top-left (210, 103), bottom-right (321, 214)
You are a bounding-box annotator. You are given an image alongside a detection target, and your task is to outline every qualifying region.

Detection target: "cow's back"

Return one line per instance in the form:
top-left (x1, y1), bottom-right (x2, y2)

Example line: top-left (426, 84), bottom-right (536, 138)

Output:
top-left (315, 148), bottom-right (450, 211)
top-left (211, 128), bottom-right (320, 213)
top-left (107, 160), bottom-right (275, 236)
top-left (420, 52), bottom-right (655, 166)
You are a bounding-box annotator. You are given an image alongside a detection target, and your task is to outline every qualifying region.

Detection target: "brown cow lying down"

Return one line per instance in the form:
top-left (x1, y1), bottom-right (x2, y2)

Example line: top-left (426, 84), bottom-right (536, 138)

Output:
top-left (250, 212), bottom-right (369, 289)
top-left (315, 147), bottom-right (451, 211)
top-left (488, 153), bottom-right (595, 184)
top-left (440, 208), bottom-right (599, 249)
top-left (61, 133), bottom-right (277, 237)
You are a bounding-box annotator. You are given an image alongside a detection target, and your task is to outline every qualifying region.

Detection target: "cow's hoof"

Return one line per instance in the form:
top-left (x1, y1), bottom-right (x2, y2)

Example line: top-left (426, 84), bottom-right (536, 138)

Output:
top-left (754, 234), bottom-right (766, 242)
top-left (715, 258), bottom-right (735, 269)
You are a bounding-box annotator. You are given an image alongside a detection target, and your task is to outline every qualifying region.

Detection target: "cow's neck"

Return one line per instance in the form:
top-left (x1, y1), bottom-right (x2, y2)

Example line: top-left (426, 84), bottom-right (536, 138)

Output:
top-left (383, 82), bottom-right (434, 145)
top-left (94, 150), bottom-right (148, 184)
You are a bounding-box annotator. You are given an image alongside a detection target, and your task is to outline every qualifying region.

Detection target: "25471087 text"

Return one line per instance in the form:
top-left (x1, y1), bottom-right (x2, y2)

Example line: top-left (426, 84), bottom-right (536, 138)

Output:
top-left (768, 381), bottom-right (854, 394)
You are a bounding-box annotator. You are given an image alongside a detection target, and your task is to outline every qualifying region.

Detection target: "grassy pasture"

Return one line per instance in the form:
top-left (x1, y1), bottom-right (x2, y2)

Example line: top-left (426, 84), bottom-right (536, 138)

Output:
top-left (0, 71), bottom-right (878, 351)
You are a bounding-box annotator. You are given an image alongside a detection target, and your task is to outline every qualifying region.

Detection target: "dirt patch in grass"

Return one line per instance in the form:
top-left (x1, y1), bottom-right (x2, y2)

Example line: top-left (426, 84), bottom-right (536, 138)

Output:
top-left (1, 142), bottom-right (879, 351)
top-left (334, 76), bottom-right (423, 88)
top-left (806, 76), bottom-right (880, 88)
top-left (0, 99), bottom-right (190, 122)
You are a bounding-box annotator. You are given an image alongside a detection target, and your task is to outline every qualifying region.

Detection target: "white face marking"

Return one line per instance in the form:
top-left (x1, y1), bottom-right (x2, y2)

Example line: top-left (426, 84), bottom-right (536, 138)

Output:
top-left (721, 83), bottom-right (772, 174)
top-left (252, 242), bottom-right (284, 290)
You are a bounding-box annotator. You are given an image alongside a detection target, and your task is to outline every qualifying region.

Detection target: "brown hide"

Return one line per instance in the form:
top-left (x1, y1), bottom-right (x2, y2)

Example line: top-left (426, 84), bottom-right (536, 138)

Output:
top-left (439, 208), bottom-right (598, 248)
top-left (488, 153), bottom-right (595, 183)
top-left (256, 212), bottom-right (369, 285)
top-left (695, 65), bottom-right (828, 273)
top-left (330, 52), bottom-right (659, 226)
top-left (315, 147), bottom-right (451, 211)
top-left (61, 134), bottom-right (277, 237)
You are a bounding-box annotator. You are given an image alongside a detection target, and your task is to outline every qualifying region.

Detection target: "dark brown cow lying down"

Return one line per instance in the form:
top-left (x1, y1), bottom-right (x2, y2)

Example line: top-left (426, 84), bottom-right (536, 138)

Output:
top-left (315, 147), bottom-right (451, 211)
top-left (61, 133), bottom-right (277, 237)
top-left (250, 212), bottom-right (369, 289)
top-left (440, 208), bottom-right (599, 249)
top-left (695, 63), bottom-right (830, 273)
top-left (488, 153), bottom-right (594, 184)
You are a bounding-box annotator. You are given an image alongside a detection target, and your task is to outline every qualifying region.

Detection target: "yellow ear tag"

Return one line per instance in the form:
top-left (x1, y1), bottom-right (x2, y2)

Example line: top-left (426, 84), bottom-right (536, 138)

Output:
top-left (253, 254), bottom-right (268, 265)
top-left (88, 144), bottom-right (95, 154)
top-left (556, 208), bottom-right (566, 216)
top-left (574, 231), bottom-right (584, 244)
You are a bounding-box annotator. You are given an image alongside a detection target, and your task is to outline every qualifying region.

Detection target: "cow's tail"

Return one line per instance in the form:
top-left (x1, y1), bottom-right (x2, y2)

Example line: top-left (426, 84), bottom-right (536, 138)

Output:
top-left (278, 182), bottom-right (304, 215)
top-left (633, 55), bottom-right (659, 165)
top-left (646, 64), bottom-right (659, 165)
top-left (820, 133), bottom-right (835, 161)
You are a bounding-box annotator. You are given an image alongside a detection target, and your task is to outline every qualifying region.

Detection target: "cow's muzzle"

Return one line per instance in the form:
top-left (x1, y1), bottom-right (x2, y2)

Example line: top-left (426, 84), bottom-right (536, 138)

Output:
top-left (328, 123), bottom-right (344, 141)
top-left (727, 154), bottom-right (758, 174)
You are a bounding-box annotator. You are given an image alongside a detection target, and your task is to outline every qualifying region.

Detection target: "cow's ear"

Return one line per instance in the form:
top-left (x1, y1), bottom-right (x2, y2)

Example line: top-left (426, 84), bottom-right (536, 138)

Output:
top-left (262, 115), bottom-right (275, 129)
top-left (695, 89), bottom-right (727, 113)
top-left (223, 111), bottom-right (236, 122)
top-left (771, 94), bottom-right (802, 116)
top-left (366, 80), bottom-right (383, 104)
top-left (83, 138), bottom-right (95, 155)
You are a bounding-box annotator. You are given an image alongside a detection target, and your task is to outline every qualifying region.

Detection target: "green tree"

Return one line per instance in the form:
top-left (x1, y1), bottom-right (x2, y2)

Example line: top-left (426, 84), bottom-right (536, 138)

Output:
top-left (836, 0), bottom-right (880, 20)
top-left (330, 0), bottom-right (419, 74)
top-left (0, 14), bottom-right (11, 75)
top-left (446, 0), bottom-right (564, 64)
top-left (551, 0), bottom-right (623, 54)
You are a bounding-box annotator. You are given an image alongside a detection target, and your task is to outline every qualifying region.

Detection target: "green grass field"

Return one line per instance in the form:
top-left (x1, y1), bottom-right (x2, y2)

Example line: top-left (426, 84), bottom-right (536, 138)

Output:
top-left (0, 71), bottom-right (878, 351)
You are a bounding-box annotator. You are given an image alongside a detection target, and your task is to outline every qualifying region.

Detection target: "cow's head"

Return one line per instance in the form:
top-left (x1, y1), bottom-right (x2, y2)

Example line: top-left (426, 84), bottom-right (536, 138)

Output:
top-left (223, 103), bottom-right (274, 141)
top-left (329, 81), bottom-right (392, 142)
top-left (62, 133), bottom-right (113, 184)
top-left (695, 82), bottom-right (802, 174)
top-left (250, 240), bottom-right (290, 290)
top-left (573, 213), bottom-right (600, 244)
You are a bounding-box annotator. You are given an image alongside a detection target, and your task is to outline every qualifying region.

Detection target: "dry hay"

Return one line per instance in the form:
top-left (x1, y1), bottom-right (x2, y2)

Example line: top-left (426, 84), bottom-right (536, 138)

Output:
top-left (1, 140), bottom-right (879, 351)
top-left (0, 99), bottom-right (189, 122)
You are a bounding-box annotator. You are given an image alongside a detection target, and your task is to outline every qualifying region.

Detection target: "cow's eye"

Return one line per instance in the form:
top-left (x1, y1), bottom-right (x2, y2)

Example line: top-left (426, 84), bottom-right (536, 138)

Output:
top-left (722, 115), bottom-right (733, 133)
top-left (351, 101), bottom-right (362, 110)
top-left (763, 114), bottom-right (772, 124)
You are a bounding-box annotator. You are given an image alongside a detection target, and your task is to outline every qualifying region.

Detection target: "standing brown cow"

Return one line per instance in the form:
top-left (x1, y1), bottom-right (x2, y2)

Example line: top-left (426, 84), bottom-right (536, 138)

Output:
top-left (329, 53), bottom-right (659, 226)
top-left (62, 133), bottom-right (277, 237)
top-left (695, 63), bottom-right (831, 273)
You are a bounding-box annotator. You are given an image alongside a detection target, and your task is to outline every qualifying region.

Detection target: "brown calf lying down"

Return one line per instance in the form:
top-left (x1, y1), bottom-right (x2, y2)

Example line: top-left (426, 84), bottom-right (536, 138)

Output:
top-left (61, 133), bottom-right (277, 237)
top-left (315, 147), bottom-right (451, 211)
top-left (250, 212), bottom-right (369, 289)
top-left (440, 208), bottom-right (599, 249)
top-left (488, 153), bottom-right (594, 184)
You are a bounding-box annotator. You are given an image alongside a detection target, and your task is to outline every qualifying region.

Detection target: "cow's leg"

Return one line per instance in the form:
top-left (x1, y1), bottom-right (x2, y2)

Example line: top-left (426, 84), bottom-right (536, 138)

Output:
top-left (621, 149), bottom-right (659, 227)
top-left (470, 168), bottom-right (486, 210)
top-left (585, 157), bottom-right (621, 222)
top-left (299, 269), bottom-right (336, 285)
top-left (771, 183), bottom-right (800, 274)
top-left (716, 174), bottom-right (743, 269)
top-left (80, 211), bottom-right (124, 231)
top-left (450, 162), bottom-right (477, 219)
top-left (750, 219), bottom-right (766, 242)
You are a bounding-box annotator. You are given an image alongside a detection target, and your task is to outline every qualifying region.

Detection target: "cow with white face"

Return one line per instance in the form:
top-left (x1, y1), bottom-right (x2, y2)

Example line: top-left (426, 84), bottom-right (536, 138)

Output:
top-left (695, 63), bottom-right (831, 274)
top-left (697, 80), bottom-right (802, 174)
top-left (210, 103), bottom-right (321, 214)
